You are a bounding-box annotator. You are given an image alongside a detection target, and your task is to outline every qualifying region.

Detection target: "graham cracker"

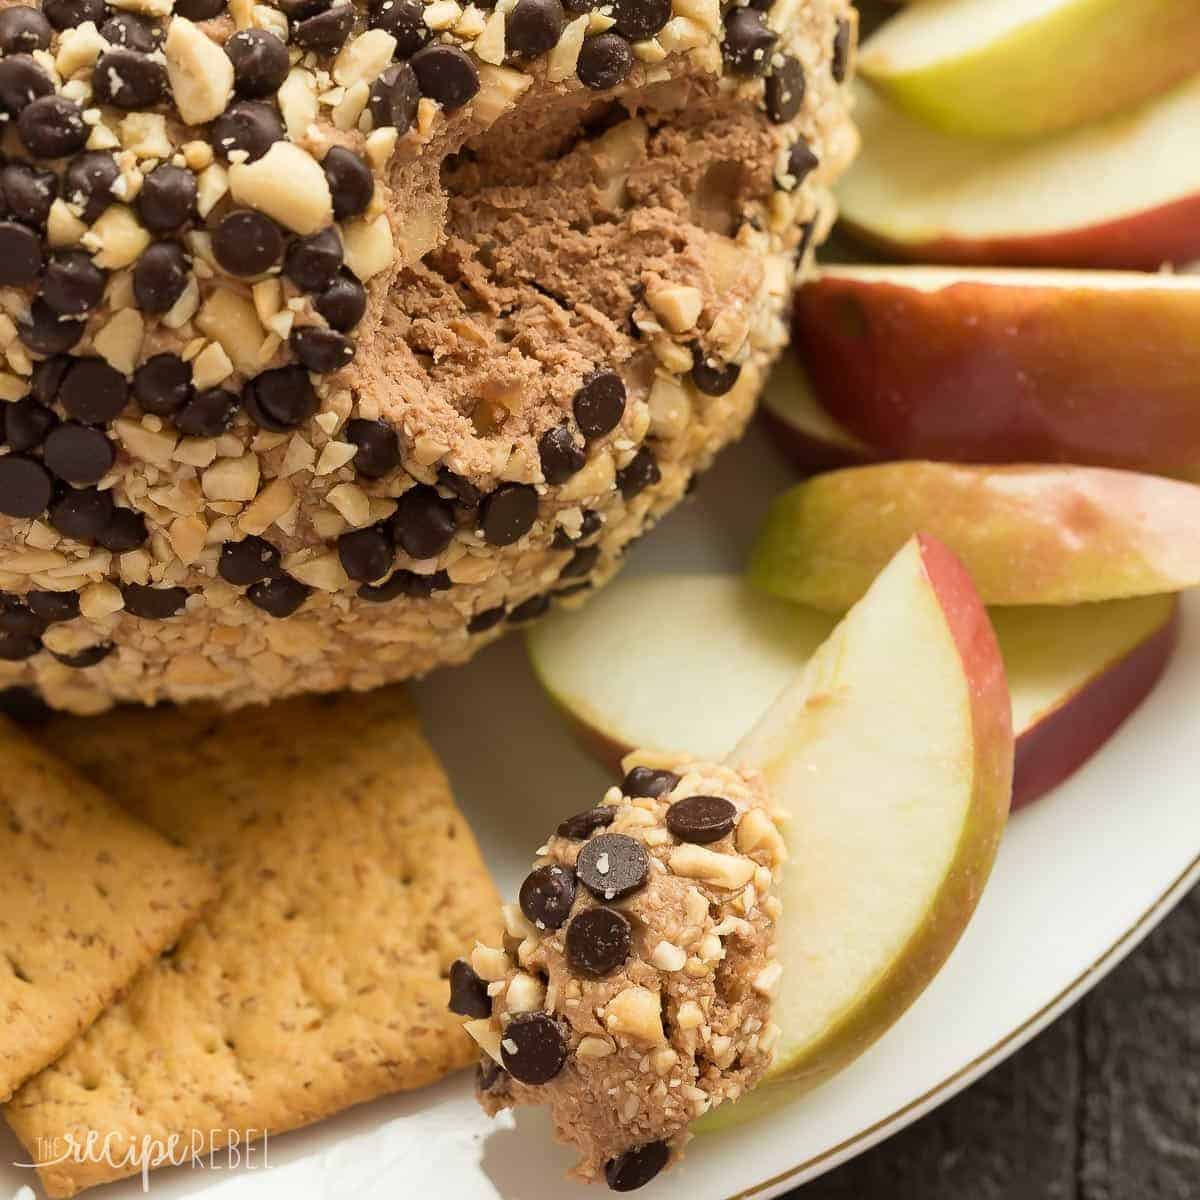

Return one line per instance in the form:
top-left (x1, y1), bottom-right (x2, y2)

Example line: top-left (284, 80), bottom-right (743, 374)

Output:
top-left (5, 688), bottom-right (501, 1197)
top-left (0, 717), bottom-right (216, 1105)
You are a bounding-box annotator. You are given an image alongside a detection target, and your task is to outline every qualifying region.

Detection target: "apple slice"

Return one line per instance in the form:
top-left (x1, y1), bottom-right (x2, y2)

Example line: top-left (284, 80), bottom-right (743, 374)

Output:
top-left (837, 80), bottom-right (1200, 269)
top-left (793, 265), bottom-right (1200, 477)
top-left (858, 0), bottom-right (1200, 140)
top-left (749, 462), bottom-right (1200, 611)
top-left (527, 574), bottom-right (1176, 810)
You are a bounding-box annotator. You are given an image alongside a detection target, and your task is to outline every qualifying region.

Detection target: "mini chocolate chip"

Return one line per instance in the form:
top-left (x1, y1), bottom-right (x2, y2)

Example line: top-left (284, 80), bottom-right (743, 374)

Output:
top-left (783, 142), bottom-right (819, 190)
top-left (577, 32), bottom-right (632, 89)
top-left (213, 100), bottom-right (284, 162)
top-left (0, 599), bottom-right (45, 638)
top-left (284, 228), bottom-right (342, 292)
top-left (507, 593), bottom-right (550, 623)
top-left (133, 353), bottom-right (192, 416)
top-left (0, 456), bottom-right (52, 517)
top-left (219, 536), bottom-right (281, 586)
top-left (43, 423), bottom-right (114, 485)
top-left (722, 8), bottom-right (777, 77)
top-left (41, 250), bottom-right (107, 317)
top-left (4, 398), bottom-right (57, 452)
top-left (556, 807), bottom-right (616, 839)
top-left (501, 1012), bottom-right (569, 1085)
top-left (610, 0), bottom-right (669, 40)
top-left (368, 61), bottom-right (419, 135)
top-left (58, 358), bottom-right (127, 425)
top-left (27, 590), bottom-right (80, 622)
top-left (289, 326), bottom-right (354, 374)
top-left (51, 642), bottom-right (113, 669)
top-left (137, 163), bottom-right (196, 232)
top-left (133, 241), bottom-right (189, 314)
top-left (392, 485), bottom-right (456, 559)
top-left (410, 44), bottom-right (479, 110)
top-left (617, 446), bottom-right (659, 500)
top-left (213, 209), bottom-right (283, 276)
top-left (622, 766), bottom-right (679, 797)
top-left (315, 270), bottom-right (367, 331)
top-left (765, 55), bottom-right (805, 124)
top-left (0, 633), bottom-right (40, 661)
top-left (0, 7), bottom-right (52, 53)
top-left (293, 2), bottom-right (354, 50)
top-left (247, 573), bottom-right (310, 618)
top-left (227, 28), bottom-right (289, 97)
top-left (566, 907), bottom-right (630, 978)
top-left (369, 0), bottom-right (431, 57)
top-left (243, 365), bottom-right (318, 431)
top-left (345, 417), bottom-right (400, 478)
top-left (480, 483), bottom-right (537, 546)
top-left (63, 151), bottom-right (120, 223)
top-left (666, 794), bottom-right (737, 844)
top-left (357, 567), bottom-right (449, 602)
top-left (832, 18), bottom-right (851, 83)
top-left (560, 544), bottom-right (599, 579)
top-left (95, 507), bottom-right (147, 552)
top-left (573, 369), bottom-right (625, 439)
top-left (690, 348), bottom-right (740, 396)
top-left (519, 863), bottom-right (576, 930)
top-left (43, 0), bottom-right (105, 30)
top-left (19, 94), bottom-right (88, 158)
top-left (508, 0), bottom-right (564, 57)
top-left (175, 387), bottom-right (239, 438)
top-left (174, 0), bottom-right (227, 16)
top-left (0, 221), bottom-right (43, 286)
top-left (538, 424), bottom-right (585, 485)
top-left (1, 163), bottom-right (56, 226)
top-left (337, 524), bottom-right (394, 583)
top-left (122, 583), bottom-right (188, 619)
top-left (99, 13), bottom-right (161, 52)
top-left (448, 958), bottom-right (492, 1018)
top-left (49, 485), bottom-right (115, 540)
top-left (322, 146), bottom-right (374, 221)
top-left (576, 833), bottom-right (649, 901)
top-left (92, 49), bottom-right (166, 108)
top-left (18, 299), bottom-right (84, 355)
top-left (0, 54), bottom-right (53, 115)
top-left (467, 605), bottom-right (505, 633)
top-left (605, 1142), bottom-right (670, 1192)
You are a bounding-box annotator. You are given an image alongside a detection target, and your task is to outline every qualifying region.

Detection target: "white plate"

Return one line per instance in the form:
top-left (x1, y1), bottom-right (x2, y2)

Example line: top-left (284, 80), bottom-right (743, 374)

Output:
top-left (2, 421), bottom-right (1198, 1200)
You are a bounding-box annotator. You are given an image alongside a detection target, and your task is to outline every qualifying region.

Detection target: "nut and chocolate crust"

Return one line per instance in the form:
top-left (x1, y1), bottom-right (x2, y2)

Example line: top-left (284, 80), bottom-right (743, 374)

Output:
top-left (0, 0), bottom-right (857, 711)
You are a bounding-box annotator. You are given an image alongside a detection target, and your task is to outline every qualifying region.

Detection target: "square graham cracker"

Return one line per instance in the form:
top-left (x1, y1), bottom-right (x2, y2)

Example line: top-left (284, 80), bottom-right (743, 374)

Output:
top-left (5, 688), bottom-right (501, 1197)
top-left (0, 717), bottom-right (216, 1104)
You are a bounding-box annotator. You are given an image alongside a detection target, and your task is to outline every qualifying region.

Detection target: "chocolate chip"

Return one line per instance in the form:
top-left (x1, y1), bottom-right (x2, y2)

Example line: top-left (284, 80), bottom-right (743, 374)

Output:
top-left (392, 485), bottom-right (456, 559)
top-left (122, 583), bottom-right (188, 620)
top-left (577, 32), bottom-right (632, 90)
top-left (176, 0), bottom-right (227, 15)
top-left (49, 485), bottom-right (115, 540)
top-left (439, 467), bottom-right (482, 508)
top-left (63, 151), bottom-right (120, 223)
top-left (133, 241), bottom-right (189, 314)
top-left (566, 907), bottom-right (630, 978)
top-left (556, 807), bottom-right (616, 840)
top-left (29, 357), bottom-right (69, 406)
top-left (99, 13), bottom-right (161, 52)
top-left (559, 544), bottom-right (599, 579)
top-left (621, 766), bottom-right (679, 798)
top-left (519, 863), bottom-right (576, 930)
top-left (44, 423), bottom-right (114, 485)
top-left (227, 28), bottom-right (290, 97)
top-left (92, 49), bottom-right (167, 108)
top-left (137, 163), bottom-right (196, 232)
top-left (0, 221), bottom-right (42, 286)
top-left (242, 365), bottom-right (318, 431)
top-left (213, 210), bottom-right (283, 276)
top-left (448, 958), bottom-right (492, 1018)
top-left (17, 299), bottom-right (84, 356)
top-left (832, 18), bottom-right (851, 83)
top-left (338, 524), bottom-right (394, 583)
top-left (690, 348), bottom-right (740, 396)
top-left (476, 1057), bottom-right (507, 1094)
top-left (247, 573), bottom-right (310, 618)
top-left (43, 0), bottom-right (105, 29)
top-left (19, 94), bottom-right (88, 158)
top-left (765, 55), bottom-right (805, 124)
top-left (58, 358), bottom-right (127, 425)
top-left (213, 100), bottom-right (285, 162)
top-left (284, 228), bottom-right (342, 293)
top-left (290, 326), bottom-right (354, 374)
top-left (500, 1012), bottom-right (569, 1085)
top-left (0, 598), bottom-right (45, 640)
top-left (315, 270), bottom-right (367, 331)
top-left (578, 509), bottom-right (603, 540)
top-left (576, 833), bottom-right (649, 901)
top-left (0, 7), bottom-right (52, 53)
top-left (4, 398), bottom-right (56, 452)
top-left (357, 567), bottom-right (449, 602)
top-left (133, 353), bottom-right (192, 416)
top-left (0, 54), bottom-right (53, 115)
top-left (616, 446), bottom-right (659, 499)
top-left (218, 536), bottom-right (280, 586)
top-left (41, 250), bottom-right (107, 317)
top-left (368, 61), bottom-right (419, 135)
top-left (508, 0), bottom-right (564, 57)
top-left (610, 0), bottom-right (669, 40)
top-left (51, 642), bottom-right (113, 669)
top-left (345, 417), bottom-right (400, 478)
top-left (538, 424), bottom-right (585, 485)
top-left (322, 146), bottom-right (374, 221)
top-left (294, 2), bottom-right (354, 51)
top-left (573, 369), bottom-right (625, 439)
top-left (27, 590), bottom-right (80, 623)
top-left (1, 163), bottom-right (56, 227)
top-left (783, 142), bottom-right (819, 190)
top-left (175, 388), bottom-right (239, 438)
top-left (480, 483), bottom-right (537, 546)
top-left (95, 507), bottom-right (147, 552)
top-left (722, 8), bottom-right (777, 77)
top-left (507, 592), bottom-right (550, 623)
top-left (410, 44), bottom-right (479, 110)
top-left (665, 794), bottom-right (737, 844)
top-left (0, 633), bottom-right (40, 661)
top-left (279, 0), bottom-right (328, 16)
top-left (605, 1142), bottom-right (670, 1192)
top-left (369, 0), bottom-right (431, 58)
top-left (0, 456), bottom-right (52, 517)
top-left (467, 605), bottom-right (505, 633)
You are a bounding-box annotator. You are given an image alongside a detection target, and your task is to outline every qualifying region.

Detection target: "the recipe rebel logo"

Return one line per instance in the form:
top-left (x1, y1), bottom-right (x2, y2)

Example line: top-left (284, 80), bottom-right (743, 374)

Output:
top-left (15, 1128), bottom-right (271, 1192)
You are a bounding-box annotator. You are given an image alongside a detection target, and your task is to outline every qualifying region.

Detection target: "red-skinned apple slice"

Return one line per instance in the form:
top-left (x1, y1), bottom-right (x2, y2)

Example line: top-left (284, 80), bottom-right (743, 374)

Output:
top-left (793, 266), bottom-right (1200, 476)
top-left (837, 80), bottom-right (1200, 269)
